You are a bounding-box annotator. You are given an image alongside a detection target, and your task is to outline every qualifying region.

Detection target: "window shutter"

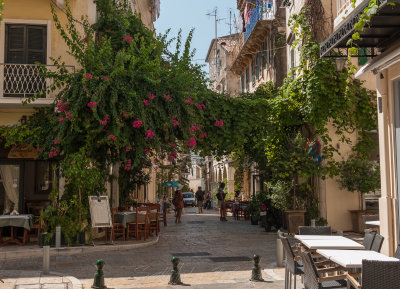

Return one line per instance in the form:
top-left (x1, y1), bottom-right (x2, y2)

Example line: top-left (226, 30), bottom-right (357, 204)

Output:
top-left (27, 26), bottom-right (46, 64)
top-left (6, 25), bottom-right (26, 63)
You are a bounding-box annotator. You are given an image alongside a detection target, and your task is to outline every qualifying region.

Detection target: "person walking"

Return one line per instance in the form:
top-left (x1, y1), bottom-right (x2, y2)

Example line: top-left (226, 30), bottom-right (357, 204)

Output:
top-left (173, 184), bottom-right (184, 223)
top-left (217, 183), bottom-right (227, 221)
top-left (195, 186), bottom-right (205, 214)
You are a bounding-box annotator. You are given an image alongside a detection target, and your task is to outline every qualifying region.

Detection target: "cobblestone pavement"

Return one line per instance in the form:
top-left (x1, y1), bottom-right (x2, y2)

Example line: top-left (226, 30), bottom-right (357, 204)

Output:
top-left (1, 207), bottom-right (286, 288)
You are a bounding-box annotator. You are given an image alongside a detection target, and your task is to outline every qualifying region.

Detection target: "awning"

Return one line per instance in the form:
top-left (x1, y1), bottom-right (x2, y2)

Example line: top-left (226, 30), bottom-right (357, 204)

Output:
top-left (355, 45), bottom-right (400, 78)
top-left (320, 0), bottom-right (400, 58)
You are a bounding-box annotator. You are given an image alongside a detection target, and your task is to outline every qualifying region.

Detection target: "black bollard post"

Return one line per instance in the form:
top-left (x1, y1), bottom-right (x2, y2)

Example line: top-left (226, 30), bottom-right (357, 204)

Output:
top-left (168, 256), bottom-right (183, 285)
top-left (92, 259), bottom-right (107, 289)
top-left (250, 254), bottom-right (264, 282)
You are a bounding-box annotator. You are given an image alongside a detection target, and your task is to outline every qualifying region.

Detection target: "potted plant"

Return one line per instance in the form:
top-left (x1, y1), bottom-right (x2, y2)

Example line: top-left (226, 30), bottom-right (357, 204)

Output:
top-left (339, 158), bottom-right (380, 233)
top-left (247, 197), bottom-right (261, 225)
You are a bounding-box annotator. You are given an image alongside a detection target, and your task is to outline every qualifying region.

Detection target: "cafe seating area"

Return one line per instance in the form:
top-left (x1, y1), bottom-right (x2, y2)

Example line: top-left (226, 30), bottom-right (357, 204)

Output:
top-left (280, 226), bottom-right (399, 289)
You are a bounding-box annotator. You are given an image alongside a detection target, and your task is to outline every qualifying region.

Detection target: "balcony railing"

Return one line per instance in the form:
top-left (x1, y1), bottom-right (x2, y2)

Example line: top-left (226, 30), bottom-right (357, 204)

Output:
top-left (244, 0), bottom-right (276, 42)
top-left (0, 63), bottom-right (74, 99)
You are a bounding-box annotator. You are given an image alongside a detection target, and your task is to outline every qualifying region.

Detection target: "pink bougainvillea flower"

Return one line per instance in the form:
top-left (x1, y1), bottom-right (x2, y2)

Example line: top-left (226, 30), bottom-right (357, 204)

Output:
top-left (36, 148), bottom-right (43, 152)
top-left (85, 73), bottom-right (92, 80)
top-left (101, 76), bottom-right (109, 81)
top-left (145, 130), bottom-right (155, 139)
top-left (132, 120), bottom-right (143, 128)
top-left (57, 100), bottom-right (68, 112)
top-left (168, 151), bottom-right (177, 162)
top-left (173, 119), bottom-right (180, 127)
top-left (199, 132), bottom-right (207, 139)
top-left (215, 120), bottom-right (224, 127)
top-left (124, 159), bottom-right (132, 171)
top-left (144, 148), bottom-right (151, 154)
top-left (107, 134), bottom-right (116, 141)
top-left (185, 98), bottom-right (193, 104)
top-left (58, 117), bottom-right (64, 122)
top-left (126, 147), bottom-right (132, 152)
top-left (196, 103), bottom-right (206, 110)
top-left (148, 92), bottom-right (155, 101)
top-left (52, 137), bottom-right (62, 144)
top-left (65, 111), bottom-right (73, 120)
top-left (87, 101), bottom-right (97, 109)
top-left (123, 35), bottom-right (133, 43)
top-left (189, 126), bottom-right (200, 133)
top-left (163, 94), bottom-right (171, 101)
top-left (168, 142), bottom-right (176, 148)
top-left (186, 137), bottom-right (197, 147)
top-left (143, 99), bottom-right (149, 106)
top-left (83, 36), bottom-right (88, 43)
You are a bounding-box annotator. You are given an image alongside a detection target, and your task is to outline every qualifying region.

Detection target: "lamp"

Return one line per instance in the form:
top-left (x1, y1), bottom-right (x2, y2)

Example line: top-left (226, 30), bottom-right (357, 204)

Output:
top-left (335, 58), bottom-right (347, 72)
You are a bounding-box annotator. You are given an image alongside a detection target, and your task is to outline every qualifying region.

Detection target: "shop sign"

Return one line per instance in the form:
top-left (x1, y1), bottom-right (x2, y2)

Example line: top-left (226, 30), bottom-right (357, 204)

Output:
top-left (8, 144), bottom-right (38, 159)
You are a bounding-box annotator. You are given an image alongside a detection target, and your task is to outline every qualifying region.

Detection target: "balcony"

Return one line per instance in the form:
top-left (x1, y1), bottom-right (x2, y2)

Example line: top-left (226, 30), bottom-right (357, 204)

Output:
top-left (244, 0), bottom-right (276, 42)
top-left (0, 63), bottom-right (74, 108)
top-left (335, 0), bottom-right (369, 28)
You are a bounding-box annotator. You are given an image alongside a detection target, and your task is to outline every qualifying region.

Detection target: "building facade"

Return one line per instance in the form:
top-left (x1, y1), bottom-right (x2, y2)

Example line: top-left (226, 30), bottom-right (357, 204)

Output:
top-left (320, 0), bottom-right (400, 255)
top-left (0, 0), bottom-right (160, 215)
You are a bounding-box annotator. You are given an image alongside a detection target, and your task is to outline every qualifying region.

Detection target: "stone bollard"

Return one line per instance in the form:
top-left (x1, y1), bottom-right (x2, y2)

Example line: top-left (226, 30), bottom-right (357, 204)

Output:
top-left (92, 259), bottom-right (107, 289)
top-left (250, 254), bottom-right (264, 282)
top-left (168, 256), bottom-right (183, 285)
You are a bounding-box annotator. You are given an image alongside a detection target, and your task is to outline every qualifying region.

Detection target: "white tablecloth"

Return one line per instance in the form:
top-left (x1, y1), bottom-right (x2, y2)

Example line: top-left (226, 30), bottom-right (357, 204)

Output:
top-left (301, 238), bottom-right (364, 250)
top-left (295, 235), bottom-right (347, 242)
top-left (365, 220), bottom-right (380, 226)
top-left (317, 249), bottom-right (399, 268)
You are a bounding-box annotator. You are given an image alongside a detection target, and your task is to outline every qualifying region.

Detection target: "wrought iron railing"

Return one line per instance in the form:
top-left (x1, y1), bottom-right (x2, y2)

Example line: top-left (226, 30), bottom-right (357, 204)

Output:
top-left (244, 0), bottom-right (276, 42)
top-left (0, 63), bottom-right (74, 98)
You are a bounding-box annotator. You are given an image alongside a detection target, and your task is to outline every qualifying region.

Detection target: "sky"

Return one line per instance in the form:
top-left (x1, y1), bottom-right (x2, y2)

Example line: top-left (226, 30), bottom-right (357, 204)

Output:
top-left (154, 1), bottom-right (239, 73)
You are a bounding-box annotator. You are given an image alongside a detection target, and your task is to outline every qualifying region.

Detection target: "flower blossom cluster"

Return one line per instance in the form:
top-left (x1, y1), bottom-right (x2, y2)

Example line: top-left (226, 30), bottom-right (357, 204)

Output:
top-left (168, 142), bottom-right (176, 148)
top-left (57, 100), bottom-right (68, 112)
top-left (143, 99), bottom-right (149, 106)
top-left (199, 132), bottom-right (207, 139)
top-left (87, 101), bottom-right (97, 109)
top-left (124, 159), bottom-right (132, 171)
top-left (123, 35), bottom-right (133, 43)
top-left (148, 92), bottom-right (155, 101)
top-left (186, 137), bottom-right (197, 147)
top-left (163, 94), bottom-right (171, 101)
top-left (86, 73), bottom-right (92, 80)
top-left (49, 146), bottom-right (59, 158)
top-left (99, 115), bottom-right (110, 125)
top-left (144, 148), bottom-right (151, 154)
top-left (101, 76), bottom-right (109, 81)
top-left (168, 151), bottom-right (177, 162)
top-left (132, 120), bottom-right (143, 128)
top-left (83, 36), bottom-right (88, 44)
top-left (184, 97), bottom-right (193, 104)
top-left (215, 120), bottom-right (224, 127)
top-left (52, 137), bottom-right (62, 145)
top-left (173, 119), bottom-right (180, 127)
top-left (145, 130), bottom-right (155, 139)
top-left (126, 146), bottom-right (132, 152)
top-left (196, 103), bottom-right (206, 110)
top-left (189, 125), bottom-right (200, 133)
top-left (107, 134), bottom-right (116, 141)
top-left (36, 148), bottom-right (43, 152)
top-left (65, 111), bottom-right (73, 120)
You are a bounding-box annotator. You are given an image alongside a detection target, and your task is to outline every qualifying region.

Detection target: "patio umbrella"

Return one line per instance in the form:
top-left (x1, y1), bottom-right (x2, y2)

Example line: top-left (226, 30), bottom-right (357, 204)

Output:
top-left (162, 181), bottom-right (180, 188)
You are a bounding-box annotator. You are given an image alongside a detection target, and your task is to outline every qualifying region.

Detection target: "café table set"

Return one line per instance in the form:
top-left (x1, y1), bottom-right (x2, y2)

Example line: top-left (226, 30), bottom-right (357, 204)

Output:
top-left (0, 214), bottom-right (33, 247)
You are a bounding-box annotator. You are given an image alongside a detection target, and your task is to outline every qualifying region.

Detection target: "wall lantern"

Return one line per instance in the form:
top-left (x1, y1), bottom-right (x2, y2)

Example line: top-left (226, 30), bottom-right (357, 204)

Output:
top-left (335, 58), bottom-right (347, 72)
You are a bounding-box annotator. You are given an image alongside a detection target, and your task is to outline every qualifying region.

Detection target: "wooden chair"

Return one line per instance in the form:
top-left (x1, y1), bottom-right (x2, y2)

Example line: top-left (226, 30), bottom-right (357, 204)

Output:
top-left (106, 208), bottom-right (125, 241)
top-left (148, 205), bottom-right (160, 236)
top-left (127, 207), bottom-right (149, 241)
top-left (28, 210), bottom-right (42, 244)
top-left (158, 200), bottom-right (167, 227)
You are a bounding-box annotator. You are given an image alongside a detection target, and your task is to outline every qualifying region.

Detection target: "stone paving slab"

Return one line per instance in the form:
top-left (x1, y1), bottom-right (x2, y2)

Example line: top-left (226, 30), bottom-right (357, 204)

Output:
top-left (0, 271), bottom-right (80, 289)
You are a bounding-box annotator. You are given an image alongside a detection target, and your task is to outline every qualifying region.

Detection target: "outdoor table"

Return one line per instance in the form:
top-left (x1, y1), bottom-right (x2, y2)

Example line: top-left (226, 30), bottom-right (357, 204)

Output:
top-left (365, 220), bottom-right (380, 226)
top-left (300, 238), bottom-right (365, 250)
top-left (0, 214), bottom-right (33, 247)
top-left (317, 249), bottom-right (399, 269)
top-left (114, 211), bottom-right (137, 228)
top-left (295, 235), bottom-right (348, 242)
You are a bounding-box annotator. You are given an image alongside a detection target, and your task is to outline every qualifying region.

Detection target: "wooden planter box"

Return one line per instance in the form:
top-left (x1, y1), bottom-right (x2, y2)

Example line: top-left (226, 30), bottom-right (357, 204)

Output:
top-left (285, 210), bottom-right (306, 234)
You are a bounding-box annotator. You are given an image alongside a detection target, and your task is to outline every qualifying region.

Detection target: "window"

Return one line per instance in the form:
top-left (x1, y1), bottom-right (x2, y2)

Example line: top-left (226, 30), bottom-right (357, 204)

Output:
top-left (4, 24), bottom-right (47, 97)
top-left (261, 40), bottom-right (267, 69)
top-left (269, 35), bottom-right (274, 65)
top-left (256, 51), bottom-right (260, 79)
top-left (241, 73), bottom-right (245, 92)
top-left (358, 48), bottom-right (368, 66)
top-left (246, 68), bottom-right (249, 92)
top-left (251, 58), bottom-right (256, 86)
top-left (196, 167), bottom-right (200, 179)
top-left (5, 24), bottom-right (47, 64)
